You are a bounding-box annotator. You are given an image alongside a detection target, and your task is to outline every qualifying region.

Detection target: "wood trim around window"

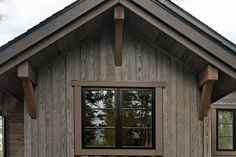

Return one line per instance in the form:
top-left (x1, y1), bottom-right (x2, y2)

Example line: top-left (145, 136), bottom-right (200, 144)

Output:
top-left (72, 80), bottom-right (164, 156)
top-left (211, 104), bottom-right (236, 156)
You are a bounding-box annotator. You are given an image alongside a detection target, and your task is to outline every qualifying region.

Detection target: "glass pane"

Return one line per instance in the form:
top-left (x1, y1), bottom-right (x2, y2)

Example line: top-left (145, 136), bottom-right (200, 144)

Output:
top-left (218, 111), bottom-right (233, 123)
top-left (122, 109), bottom-right (152, 127)
top-left (85, 129), bottom-right (115, 147)
top-left (218, 124), bottom-right (233, 136)
top-left (122, 90), bottom-right (153, 109)
top-left (218, 136), bottom-right (233, 150)
top-left (84, 90), bottom-right (115, 109)
top-left (122, 128), bottom-right (152, 147)
top-left (85, 109), bottom-right (115, 127)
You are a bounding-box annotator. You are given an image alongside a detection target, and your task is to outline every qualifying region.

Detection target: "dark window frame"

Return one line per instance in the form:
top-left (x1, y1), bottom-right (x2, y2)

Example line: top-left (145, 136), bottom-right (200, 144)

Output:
top-left (81, 87), bottom-right (155, 149)
top-left (216, 109), bottom-right (236, 151)
top-left (211, 104), bottom-right (236, 156)
top-left (72, 80), bottom-right (164, 156)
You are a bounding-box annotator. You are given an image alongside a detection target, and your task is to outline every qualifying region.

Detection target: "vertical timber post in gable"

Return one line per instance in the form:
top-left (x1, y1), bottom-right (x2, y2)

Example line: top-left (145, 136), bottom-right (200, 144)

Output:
top-left (198, 65), bottom-right (218, 120)
top-left (18, 61), bottom-right (37, 119)
top-left (114, 5), bottom-right (124, 66)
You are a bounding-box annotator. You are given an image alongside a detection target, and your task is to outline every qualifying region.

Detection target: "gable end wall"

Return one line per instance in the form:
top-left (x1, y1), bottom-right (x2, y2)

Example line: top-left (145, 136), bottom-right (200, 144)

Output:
top-left (24, 29), bottom-right (203, 157)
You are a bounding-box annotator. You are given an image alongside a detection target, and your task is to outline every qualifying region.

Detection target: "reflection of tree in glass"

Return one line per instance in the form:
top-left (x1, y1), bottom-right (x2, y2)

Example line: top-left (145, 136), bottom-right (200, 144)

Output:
top-left (84, 90), bottom-right (103, 146)
top-left (122, 90), bottom-right (152, 147)
top-left (218, 111), bottom-right (234, 150)
top-left (84, 90), bottom-right (115, 146)
top-left (103, 90), bottom-right (115, 145)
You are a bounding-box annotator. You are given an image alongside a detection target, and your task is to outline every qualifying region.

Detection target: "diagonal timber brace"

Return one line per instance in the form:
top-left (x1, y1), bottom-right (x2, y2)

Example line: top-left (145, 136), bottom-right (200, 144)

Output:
top-left (18, 61), bottom-right (37, 119)
top-left (198, 65), bottom-right (218, 120)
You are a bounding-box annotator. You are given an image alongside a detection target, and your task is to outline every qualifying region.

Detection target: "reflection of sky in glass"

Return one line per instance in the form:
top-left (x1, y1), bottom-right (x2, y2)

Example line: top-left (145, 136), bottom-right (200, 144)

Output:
top-left (84, 90), bottom-right (115, 127)
top-left (85, 90), bottom-right (115, 109)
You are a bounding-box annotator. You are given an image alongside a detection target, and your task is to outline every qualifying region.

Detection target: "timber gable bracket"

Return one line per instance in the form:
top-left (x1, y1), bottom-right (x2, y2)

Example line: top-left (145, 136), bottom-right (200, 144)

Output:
top-left (17, 61), bottom-right (37, 119)
top-left (198, 65), bottom-right (218, 120)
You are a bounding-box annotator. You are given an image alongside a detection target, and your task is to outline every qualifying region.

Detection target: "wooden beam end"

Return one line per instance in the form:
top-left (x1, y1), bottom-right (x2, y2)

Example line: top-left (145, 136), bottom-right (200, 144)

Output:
top-left (198, 65), bottom-right (218, 87)
top-left (18, 61), bottom-right (37, 85)
top-left (114, 5), bottom-right (124, 21)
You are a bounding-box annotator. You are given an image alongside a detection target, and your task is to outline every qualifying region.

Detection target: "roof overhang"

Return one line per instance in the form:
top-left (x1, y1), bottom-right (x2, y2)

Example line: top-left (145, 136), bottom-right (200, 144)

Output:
top-left (0, 0), bottom-right (235, 101)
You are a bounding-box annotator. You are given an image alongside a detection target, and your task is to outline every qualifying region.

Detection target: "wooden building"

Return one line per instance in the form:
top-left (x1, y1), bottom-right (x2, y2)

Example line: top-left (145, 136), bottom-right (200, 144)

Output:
top-left (0, 0), bottom-right (236, 157)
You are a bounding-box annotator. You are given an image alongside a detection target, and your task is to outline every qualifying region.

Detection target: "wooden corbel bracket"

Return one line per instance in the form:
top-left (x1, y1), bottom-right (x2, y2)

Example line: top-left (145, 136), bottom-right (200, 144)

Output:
top-left (198, 65), bottom-right (218, 120)
top-left (114, 5), bottom-right (124, 66)
top-left (18, 61), bottom-right (37, 119)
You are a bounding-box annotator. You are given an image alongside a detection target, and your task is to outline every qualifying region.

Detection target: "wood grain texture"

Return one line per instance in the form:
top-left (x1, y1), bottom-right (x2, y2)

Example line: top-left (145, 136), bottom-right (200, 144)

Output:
top-left (23, 28), bottom-right (203, 157)
top-left (21, 79), bottom-right (37, 119)
top-left (52, 57), bottom-right (60, 157)
top-left (66, 51), bottom-right (75, 157)
top-left (18, 61), bottom-right (37, 119)
top-left (176, 63), bottom-right (184, 157)
top-left (198, 65), bottom-right (218, 87)
top-left (4, 96), bottom-right (24, 157)
top-left (24, 101), bottom-right (31, 157)
top-left (45, 64), bottom-right (53, 157)
top-left (183, 68), bottom-right (191, 157)
top-left (114, 6), bottom-right (124, 66)
top-left (18, 61), bottom-right (37, 85)
top-left (199, 81), bottom-right (214, 120)
top-left (38, 68), bottom-right (46, 157)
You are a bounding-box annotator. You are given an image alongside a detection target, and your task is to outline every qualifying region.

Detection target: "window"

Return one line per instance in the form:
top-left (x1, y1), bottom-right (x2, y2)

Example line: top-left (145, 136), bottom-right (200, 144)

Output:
top-left (217, 110), bottom-right (235, 151)
top-left (82, 88), bottom-right (154, 148)
top-left (212, 105), bottom-right (236, 156)
top-left (72, 81), bottom-right (164, 156)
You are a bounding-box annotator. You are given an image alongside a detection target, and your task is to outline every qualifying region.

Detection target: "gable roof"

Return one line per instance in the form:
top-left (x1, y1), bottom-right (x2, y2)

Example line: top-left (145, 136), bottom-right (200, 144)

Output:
top-left (0, 0), bottom-right (235, 80)
top-left (158, 0), bottom-right (236, 53)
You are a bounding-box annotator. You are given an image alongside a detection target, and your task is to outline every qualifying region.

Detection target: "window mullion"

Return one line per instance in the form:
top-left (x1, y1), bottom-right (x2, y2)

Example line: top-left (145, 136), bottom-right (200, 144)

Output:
top-left (116, 88), bottom-right (122, 148)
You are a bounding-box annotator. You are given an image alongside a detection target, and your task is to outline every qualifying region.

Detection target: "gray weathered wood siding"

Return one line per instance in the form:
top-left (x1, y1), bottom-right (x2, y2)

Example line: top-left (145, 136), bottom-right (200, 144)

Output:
top-left (24, 29), bottom-right (203, 157)
top-left (4, 95), bottom-right (24, 157)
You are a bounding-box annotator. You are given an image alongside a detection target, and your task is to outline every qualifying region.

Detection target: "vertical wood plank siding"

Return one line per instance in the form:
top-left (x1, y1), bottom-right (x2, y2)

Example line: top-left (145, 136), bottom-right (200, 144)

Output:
top-left (4, 95), bottom-right (24, 157)
top-left (24, 29), bottom-right (202, 157)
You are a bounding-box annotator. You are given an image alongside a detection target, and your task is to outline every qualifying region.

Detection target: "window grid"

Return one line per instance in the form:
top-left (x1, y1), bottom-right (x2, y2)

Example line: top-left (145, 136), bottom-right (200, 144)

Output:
top-left (82, 87), bottom-right (155, 149)
top-left (217, 109), bottom-right (236, 151)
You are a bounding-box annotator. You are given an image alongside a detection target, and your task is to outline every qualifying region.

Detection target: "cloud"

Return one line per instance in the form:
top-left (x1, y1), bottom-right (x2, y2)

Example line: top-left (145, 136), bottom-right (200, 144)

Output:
top-left (0, 0), bottom-right (75, 46)
top-left (0, 0), bottom-right (236, 46)
top-left (172, 0), bottom-right (236, 44)
top-left (0, 14), bottom-right (2, 21)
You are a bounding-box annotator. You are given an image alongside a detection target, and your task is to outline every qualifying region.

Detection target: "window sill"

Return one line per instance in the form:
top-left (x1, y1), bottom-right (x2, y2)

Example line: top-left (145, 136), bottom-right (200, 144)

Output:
top-left (77, 149), bottom-right (160, 156)
top-left (212, 150), bottom-right (236, 156)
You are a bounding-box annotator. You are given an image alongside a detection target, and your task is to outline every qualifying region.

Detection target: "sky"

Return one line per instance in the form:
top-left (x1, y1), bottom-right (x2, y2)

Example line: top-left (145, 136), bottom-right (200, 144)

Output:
top-left (0, 0), bottom-right (236, 47)
top-left (172, 0), bottom-right (236, 44)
